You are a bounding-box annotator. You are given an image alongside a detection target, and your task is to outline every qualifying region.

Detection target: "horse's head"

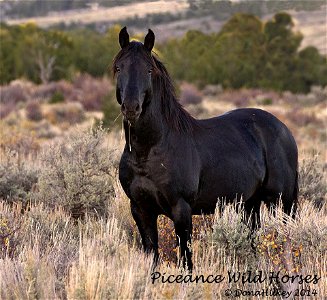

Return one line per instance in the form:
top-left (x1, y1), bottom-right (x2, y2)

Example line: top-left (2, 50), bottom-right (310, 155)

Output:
top-left (113, 27), bottom-right (155, 124)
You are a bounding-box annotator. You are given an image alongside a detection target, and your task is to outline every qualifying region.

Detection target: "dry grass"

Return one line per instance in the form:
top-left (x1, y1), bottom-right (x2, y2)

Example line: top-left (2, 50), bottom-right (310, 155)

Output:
top-left (0, 129), bottom-right (326, 299)
top-left (0, 82), bottom-right (326, 299)
top-left (0, 194), bottom-right (326, 299)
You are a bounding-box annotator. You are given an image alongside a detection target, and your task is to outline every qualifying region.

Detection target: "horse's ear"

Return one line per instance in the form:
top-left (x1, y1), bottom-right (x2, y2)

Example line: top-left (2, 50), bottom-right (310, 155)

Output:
top-left (144, 29), bottom-right (155, 52)
top-left (119, 26), bottom-right (129, 49)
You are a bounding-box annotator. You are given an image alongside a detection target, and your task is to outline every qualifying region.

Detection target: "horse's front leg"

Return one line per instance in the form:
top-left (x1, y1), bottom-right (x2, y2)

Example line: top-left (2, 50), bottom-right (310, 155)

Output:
top-left (171, 199), bottom-right (193, 272)
top-left (130, 202), bottom-right (159, 267)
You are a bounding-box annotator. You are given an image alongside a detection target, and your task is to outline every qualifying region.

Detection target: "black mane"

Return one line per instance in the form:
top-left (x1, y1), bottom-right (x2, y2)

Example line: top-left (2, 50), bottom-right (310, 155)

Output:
top-left (113, 41), bottom-right (196, 133)
top-left (152, 55), bottom-right (197, 133)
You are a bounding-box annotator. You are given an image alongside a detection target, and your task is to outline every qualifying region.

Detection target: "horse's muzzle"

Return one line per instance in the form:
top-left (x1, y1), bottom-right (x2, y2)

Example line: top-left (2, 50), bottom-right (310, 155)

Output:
top-left (121, 102), bottom-right (141, 123)
top-left (123, 111), bottom-right (141, 123)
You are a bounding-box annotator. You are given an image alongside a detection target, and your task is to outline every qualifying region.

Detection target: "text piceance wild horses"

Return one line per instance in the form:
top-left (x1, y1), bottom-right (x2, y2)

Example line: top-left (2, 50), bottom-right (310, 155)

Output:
top-left (114, 27), bottom-right (298, 271)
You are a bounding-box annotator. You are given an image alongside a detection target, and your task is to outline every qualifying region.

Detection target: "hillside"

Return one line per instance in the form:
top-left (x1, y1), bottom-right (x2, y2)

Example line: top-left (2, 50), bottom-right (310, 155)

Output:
top-left (4, 1), bottom-right (188, 27)
top-left (3, 1), bottom-right (326, 54)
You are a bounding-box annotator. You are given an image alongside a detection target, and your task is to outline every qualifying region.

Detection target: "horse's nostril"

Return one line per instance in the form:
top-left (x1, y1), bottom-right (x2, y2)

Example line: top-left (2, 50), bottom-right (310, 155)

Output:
top-left (121, 102), bottom-right (140, 116)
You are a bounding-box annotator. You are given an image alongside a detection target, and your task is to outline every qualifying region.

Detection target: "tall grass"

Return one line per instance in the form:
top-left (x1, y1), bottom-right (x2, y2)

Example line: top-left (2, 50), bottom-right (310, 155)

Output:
top-left (0, 126), bottom-right (326, 299)
top-left (0, 198), bottom-right (326, 299)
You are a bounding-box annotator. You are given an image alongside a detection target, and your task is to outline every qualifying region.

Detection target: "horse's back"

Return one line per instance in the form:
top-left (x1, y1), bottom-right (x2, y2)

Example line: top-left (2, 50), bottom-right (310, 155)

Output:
top-left (197, 108), bottom-right (297, 158)
top-left (192, 108), bottom-right (298, 212)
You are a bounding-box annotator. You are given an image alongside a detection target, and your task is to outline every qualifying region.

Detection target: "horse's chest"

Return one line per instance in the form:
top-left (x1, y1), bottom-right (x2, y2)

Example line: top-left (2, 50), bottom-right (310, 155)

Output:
top-left (120, 153), bottom-right (169, 204)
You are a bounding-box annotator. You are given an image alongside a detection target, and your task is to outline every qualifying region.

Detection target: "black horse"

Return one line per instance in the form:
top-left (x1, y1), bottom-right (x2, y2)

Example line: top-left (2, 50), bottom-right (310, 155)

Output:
top-left (114, 27), bottom-right (298, 271)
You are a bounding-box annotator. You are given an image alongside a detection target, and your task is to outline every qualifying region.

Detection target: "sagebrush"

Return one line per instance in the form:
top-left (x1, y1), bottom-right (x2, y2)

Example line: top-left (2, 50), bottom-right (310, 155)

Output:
top-left (0, 125), bottom-right (326, 299)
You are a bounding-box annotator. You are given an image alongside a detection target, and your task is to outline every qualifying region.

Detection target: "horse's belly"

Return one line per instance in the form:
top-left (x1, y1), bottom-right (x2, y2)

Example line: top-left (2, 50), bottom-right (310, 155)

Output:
top-left (192, 189), bottom-right (240, 215)
top-left (191, 200), bottom-right (217, 214)
top-left (192, 166), bottom-right (263, 214)
top-left (191, 186), bottom-right (240, 214)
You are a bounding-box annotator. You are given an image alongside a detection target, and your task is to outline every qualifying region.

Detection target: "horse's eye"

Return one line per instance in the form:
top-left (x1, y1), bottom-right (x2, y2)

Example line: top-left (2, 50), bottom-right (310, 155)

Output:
top-left (115, 66), bottom-right (121, 73)
top-left (148, 68), bottom-right (153, 74)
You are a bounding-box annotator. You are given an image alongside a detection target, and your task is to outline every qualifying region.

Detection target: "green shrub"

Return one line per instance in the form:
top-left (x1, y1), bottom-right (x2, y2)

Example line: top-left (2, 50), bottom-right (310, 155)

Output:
top-left (0, 151), bottom-right (38, 207)
top-left (299, 153), bottom-right (326, 208)
top-left (34, 126), bottom-right (116, 218)
top-left (208, 200), bottom-right (255, 263)
top-left (261, 98), bottom-right (273, 105)
top-left (162, 13), bottom-right (327, 93)
top-left (102, 91), bottom-right (122, 129)
top-left (49, 91), bottom-right (65, 104)
top-left (44, 102), bottom-right (85, 125)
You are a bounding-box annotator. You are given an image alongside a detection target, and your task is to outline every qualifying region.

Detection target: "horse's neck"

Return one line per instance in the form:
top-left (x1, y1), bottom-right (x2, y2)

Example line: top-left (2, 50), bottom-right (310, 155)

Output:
top-left (123, 91), bottom-right (185, 152)
top-left (124, 107), bottom-right (164, 153)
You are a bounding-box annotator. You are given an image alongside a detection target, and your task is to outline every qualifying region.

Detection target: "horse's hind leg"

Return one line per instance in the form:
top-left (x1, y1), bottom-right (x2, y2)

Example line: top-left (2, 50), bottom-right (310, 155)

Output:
top-left (171, 199), bottom-right (193, 271)
top-left (282, 171), bottom-right (298, 219)
top-left (257, 188), bottom-right (296, 223)
top-left (260, 180), bottom-right (297, 220)
top-left (244, 193), bottom-right (262, 231)
top-left (130, 202), bottom-right (159, 268)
